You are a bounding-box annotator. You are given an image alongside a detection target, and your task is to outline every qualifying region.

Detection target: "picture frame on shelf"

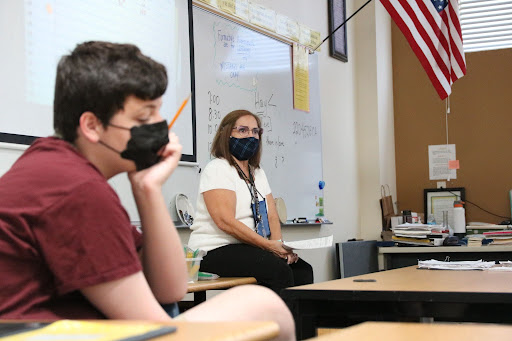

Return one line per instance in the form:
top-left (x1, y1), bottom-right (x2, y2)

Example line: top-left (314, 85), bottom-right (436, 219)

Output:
top-left (328, 0), bottom-right (348, 62)
top-left (424, 187), bottom-right (465, 228)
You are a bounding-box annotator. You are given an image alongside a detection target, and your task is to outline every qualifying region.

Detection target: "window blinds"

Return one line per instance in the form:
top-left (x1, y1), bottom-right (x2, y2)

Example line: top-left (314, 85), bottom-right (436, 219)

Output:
top-left (460, 0), bottom-right (512, 52)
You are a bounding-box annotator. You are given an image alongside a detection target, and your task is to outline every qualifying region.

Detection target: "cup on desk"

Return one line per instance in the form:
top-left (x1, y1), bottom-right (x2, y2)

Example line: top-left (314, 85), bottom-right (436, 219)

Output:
top-left (186, 258), bottom-right (202, 283)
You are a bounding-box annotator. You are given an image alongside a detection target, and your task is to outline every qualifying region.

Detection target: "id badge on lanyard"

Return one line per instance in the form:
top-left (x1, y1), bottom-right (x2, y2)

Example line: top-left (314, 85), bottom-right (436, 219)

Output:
top-left (252, 199), bottom-right (271, 238)
top-left (234, 163), bottom-right (271, 238)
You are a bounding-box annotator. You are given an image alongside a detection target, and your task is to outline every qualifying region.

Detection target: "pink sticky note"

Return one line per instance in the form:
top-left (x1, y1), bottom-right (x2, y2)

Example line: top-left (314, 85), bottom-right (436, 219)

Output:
top-left (448, 160), bottom-right (460, 169)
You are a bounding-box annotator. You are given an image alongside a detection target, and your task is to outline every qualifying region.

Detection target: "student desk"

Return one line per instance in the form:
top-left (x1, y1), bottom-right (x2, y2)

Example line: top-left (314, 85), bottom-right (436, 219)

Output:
top-left (379, 245), bottom-right (512, 270)
top-left (281, 265), bottom-right (512, 340)
top-left (0, 321), bottom-right (279, 341)
top-left (309, 321), bottom-right (512, 340)
top-left (138, 321), bottom-right (278, 341)
top-left (187, 277), bottom-right (257, 305)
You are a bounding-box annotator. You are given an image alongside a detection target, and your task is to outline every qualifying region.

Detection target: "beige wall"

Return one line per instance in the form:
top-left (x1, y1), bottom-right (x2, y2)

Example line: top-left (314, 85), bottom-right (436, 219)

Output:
top-left (392, 23), bottom-right (512, 224)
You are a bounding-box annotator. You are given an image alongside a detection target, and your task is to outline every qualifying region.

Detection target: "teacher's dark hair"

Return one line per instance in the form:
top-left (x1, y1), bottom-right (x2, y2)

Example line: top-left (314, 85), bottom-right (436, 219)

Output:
top-left (53, 41), bottom-right (168, 142)
top-left (211, 110), bottom-right (262, 168)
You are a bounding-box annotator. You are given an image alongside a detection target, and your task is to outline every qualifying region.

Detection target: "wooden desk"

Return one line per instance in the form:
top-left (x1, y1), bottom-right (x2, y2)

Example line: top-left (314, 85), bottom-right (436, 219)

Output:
top-left (0, 321), bottom-right (279, 341)
top-left (379, 245), bottom-right (512, 270)
top-left (309, 321), bottom-right (512, 340)
top-left (150, 321), bottom-right (278, 340)
top-left (187, 277), bottom-right (257, 305)
top-left (282, 265), bottom-right (512, 340)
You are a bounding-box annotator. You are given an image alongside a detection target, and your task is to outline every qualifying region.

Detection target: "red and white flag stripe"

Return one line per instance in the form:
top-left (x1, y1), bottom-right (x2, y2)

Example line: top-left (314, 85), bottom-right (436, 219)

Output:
top-left (380, 0), bottom-right (466, 100)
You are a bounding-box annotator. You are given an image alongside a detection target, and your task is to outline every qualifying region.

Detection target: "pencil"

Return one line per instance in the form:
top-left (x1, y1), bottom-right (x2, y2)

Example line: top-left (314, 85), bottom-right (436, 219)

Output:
top-left (168, 94), bottom-right (191, 130)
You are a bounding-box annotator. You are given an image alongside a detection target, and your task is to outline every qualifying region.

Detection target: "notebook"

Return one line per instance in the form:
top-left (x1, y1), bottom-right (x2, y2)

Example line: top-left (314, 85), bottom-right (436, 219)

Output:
top-left (0, 320), bottom-right (176, 341)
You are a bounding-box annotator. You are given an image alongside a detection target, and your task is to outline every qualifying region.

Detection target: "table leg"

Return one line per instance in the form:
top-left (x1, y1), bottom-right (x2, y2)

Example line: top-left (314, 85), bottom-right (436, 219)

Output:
top-left (194, 291), bottom-right (206, 305)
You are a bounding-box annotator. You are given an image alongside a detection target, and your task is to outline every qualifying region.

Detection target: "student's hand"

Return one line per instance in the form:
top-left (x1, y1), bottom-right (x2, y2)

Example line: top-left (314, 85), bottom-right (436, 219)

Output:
top-left (128, 132), bottom-right (182, 191)
top-left (266, 239), bottom-right (291, 259)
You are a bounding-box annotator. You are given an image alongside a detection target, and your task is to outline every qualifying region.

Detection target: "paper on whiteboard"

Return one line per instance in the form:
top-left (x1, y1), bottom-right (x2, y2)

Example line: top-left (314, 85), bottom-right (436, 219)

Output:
top-left (428, 144), bottom-right (457, 180)
top-left (283, 235), bottom-right (333, 250)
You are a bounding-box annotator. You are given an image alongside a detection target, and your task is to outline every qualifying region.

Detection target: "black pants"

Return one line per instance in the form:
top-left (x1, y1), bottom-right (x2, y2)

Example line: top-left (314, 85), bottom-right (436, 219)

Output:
top-left (200, 244), bottom-right (314, 295)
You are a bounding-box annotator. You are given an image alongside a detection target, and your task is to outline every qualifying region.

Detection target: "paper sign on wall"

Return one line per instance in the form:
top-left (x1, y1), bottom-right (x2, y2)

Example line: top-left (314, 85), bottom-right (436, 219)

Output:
top-left (292, 43), bottom-right (310, 112)
top-left (428, 144), bottom-right (457, 180)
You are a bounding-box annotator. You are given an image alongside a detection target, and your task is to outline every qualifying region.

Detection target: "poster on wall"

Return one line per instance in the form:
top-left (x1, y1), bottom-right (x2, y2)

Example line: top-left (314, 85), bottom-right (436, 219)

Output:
top-left (428, 144), bottom-right (457, 180)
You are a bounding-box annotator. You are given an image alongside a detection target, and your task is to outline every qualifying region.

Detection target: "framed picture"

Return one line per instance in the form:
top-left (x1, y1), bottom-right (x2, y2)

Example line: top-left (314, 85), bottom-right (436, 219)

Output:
top-left (424, 188), bottom-right (465, 228)
top-left (328, 0), bottom-right (348, 62)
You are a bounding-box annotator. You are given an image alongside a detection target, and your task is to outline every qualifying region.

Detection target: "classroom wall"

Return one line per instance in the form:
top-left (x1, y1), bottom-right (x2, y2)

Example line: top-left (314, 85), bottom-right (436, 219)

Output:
top-left (354, 0), bottom-right (396, 240)
top-left (0, 0), bottom-right (396, 282)
top-left (251, 0), bottom-right (395, 275)
top-left (391, 23), bottom-right (512, 224)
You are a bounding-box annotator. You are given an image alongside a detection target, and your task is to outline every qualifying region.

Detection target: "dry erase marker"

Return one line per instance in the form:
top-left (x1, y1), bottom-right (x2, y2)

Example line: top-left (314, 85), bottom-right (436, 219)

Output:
top-left (168, 94), bottom-right (191, 130)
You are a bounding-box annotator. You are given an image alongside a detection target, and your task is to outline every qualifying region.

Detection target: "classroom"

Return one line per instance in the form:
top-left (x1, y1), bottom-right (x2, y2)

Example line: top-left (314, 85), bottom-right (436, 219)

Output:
top-left (1, 0), bottom-right (511, 340)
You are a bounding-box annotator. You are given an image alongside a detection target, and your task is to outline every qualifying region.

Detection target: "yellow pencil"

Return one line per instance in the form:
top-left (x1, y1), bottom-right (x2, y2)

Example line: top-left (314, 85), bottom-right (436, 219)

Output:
top-left (168, 94), bottom-right (191, 130)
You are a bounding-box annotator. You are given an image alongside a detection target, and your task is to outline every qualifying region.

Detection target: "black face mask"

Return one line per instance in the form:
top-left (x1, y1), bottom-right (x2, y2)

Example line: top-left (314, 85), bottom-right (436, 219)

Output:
top-left (99, 120), bottom-right (169, 171)
top-left (229, 137), bottom-right (259, 161)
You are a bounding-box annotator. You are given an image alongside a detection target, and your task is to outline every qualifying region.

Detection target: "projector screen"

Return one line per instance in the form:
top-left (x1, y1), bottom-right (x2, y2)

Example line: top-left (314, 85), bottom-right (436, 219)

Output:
top-left (0, 0), bottom-right (195, 161)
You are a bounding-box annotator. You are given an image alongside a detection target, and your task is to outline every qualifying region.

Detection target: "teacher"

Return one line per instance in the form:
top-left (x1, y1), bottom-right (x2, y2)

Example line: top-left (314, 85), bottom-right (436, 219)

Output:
top-left (188, 110), bottom-right (313, 294)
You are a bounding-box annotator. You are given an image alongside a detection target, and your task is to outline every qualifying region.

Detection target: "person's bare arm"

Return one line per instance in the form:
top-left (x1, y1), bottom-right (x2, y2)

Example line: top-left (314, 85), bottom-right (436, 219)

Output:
top-left (81, 271), bottom-right (171, 320)
top-left (129, 133), bottom-right (188, 303)
top-left (203, 189), bottom-right (290, 259)
top-left (266, 193), bottom-right (297, 264)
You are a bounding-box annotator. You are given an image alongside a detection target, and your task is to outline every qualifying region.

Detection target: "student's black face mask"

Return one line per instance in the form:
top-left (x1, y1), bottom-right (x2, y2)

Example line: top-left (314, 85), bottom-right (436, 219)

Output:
top-left (99, 120), bottom-right (169, 171)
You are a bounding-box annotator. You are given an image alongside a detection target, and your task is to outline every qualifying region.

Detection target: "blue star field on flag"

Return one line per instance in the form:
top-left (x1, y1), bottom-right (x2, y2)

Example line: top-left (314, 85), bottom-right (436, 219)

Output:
top-left (431, 0), bottom-right (448, 12)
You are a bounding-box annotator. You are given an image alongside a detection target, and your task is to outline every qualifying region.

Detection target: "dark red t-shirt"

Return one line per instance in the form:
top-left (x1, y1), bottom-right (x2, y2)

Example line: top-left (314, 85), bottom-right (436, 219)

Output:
top-left (0, 137), bottom-right (143, 319)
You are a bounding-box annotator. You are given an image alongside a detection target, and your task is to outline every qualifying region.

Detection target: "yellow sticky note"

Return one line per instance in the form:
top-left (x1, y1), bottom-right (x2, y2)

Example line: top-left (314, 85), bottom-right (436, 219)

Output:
top-left (218, 0), bottom-right (236, 14)
top-left (448, 160), bottom-right (460, 169)
top-left (292, 43), bottom-right (310, 112)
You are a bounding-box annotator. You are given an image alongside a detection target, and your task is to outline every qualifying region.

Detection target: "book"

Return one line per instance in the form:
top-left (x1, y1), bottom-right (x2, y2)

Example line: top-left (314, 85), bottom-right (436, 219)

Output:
top-left (483, 230), bottom-right (512, 236)
top-left (1, 320), bottom-right (176, 341)
top-left (392, 236), bottom-right (436, 246)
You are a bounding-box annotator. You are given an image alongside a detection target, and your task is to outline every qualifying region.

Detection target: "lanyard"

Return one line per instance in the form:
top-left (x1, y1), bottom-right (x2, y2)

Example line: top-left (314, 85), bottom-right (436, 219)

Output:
top-left (234, 163), bottom-right (263, 223)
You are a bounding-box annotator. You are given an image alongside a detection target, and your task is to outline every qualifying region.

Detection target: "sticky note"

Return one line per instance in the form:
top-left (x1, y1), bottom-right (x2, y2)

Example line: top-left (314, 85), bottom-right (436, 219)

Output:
top-left (448, 160), bottom-right (460, 169)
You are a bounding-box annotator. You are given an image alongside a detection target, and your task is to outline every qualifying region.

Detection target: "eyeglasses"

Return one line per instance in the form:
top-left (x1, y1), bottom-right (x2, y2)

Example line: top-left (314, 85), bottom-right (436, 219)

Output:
top-left (232, 126), bottom-right (263, 137)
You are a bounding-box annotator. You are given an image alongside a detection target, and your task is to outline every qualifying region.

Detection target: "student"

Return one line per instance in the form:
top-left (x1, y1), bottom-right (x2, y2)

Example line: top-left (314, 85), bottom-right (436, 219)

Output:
top-left (0, 41), bottom-right (294, 341)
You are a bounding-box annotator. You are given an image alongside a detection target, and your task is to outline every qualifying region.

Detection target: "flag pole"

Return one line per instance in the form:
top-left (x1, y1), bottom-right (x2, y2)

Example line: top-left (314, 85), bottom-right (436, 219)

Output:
top-left (311, 0), bottom-right (374, 53)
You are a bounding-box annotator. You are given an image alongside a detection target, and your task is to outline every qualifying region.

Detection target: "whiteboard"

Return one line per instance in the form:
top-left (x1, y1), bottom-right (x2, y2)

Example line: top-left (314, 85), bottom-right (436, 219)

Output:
top-left (193, 7), bottom-right (324, 220)
top-left (0, 0), bottom-right (195, 161)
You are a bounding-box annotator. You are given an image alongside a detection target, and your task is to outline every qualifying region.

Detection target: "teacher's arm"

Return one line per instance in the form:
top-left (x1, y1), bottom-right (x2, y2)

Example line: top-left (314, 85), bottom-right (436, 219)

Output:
top-left (266, 193), bottom-right (298, 264)
top-left (203, 189), bottom-right (289, 259)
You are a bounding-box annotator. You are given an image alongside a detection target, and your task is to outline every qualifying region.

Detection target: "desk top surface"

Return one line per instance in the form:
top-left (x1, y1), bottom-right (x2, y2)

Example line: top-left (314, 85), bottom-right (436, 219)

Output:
top-left (283, 266), bottom-right (512, 298)
top-left (379, 245), bottom-right (512, 254)
top-left (149, 321), bottom-right (278, 341)
top-left (187, 277), bottom-right (257, 293)
top-left (311, 322), bottom-right (512, 341)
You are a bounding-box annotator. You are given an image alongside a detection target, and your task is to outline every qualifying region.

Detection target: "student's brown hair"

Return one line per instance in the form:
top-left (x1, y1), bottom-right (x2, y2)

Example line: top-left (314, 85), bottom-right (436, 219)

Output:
top-left (54, 41), bottom-right (167, 142)
top-left (211, 110), bottom-right (262, 168)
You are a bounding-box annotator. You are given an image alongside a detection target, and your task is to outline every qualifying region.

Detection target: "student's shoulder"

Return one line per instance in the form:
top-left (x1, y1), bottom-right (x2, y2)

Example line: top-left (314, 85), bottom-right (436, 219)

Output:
top-left (21, 137), bottom-right (110, 192)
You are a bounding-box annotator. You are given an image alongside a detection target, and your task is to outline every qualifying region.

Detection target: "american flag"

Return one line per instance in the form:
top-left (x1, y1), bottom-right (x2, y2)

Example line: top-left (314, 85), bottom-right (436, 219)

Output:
top-left (380, 0), bottom-right (466, 100)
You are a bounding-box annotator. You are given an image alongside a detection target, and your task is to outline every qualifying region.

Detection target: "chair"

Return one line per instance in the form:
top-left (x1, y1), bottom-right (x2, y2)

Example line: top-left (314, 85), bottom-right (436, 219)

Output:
top-left (335, 240), bottom-right (378, 278)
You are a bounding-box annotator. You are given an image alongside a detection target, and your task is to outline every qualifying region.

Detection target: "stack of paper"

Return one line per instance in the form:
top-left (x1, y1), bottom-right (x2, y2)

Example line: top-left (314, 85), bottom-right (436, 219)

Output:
top-left (467, 234), bottom-right (485, 247)
top-left (466, 223), bottom-right (508, 235)
top-left (483, 230), bottom-right (512, 245)
top-left (392, 223), bottom-right (447, 246)
top-left (283, 235), bottom-right (333, 250)
top-left (418, 259), bottom-right (495, 270)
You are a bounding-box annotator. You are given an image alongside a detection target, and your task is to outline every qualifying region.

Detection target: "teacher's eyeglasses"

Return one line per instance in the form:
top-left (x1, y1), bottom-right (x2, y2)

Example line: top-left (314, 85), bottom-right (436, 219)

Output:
top-left (232, 126), bottom-right (263, 137)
